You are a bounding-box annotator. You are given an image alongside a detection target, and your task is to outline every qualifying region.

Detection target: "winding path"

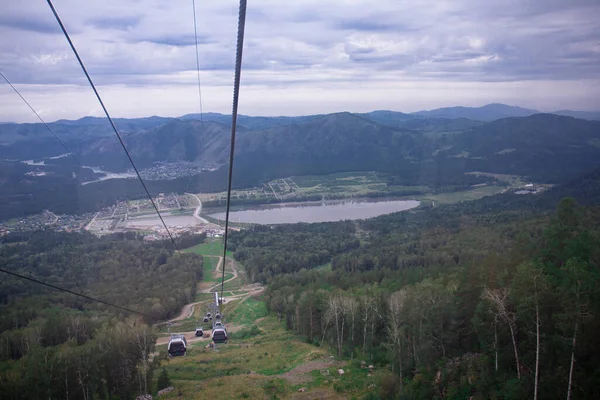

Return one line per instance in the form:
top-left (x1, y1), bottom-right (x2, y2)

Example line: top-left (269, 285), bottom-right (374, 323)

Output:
top-left (157, 253), bottom-right (264, 347)
top-left (186, 192), bottom-right (209, 224)
top-left (202, 256), bottom-right (239, 294)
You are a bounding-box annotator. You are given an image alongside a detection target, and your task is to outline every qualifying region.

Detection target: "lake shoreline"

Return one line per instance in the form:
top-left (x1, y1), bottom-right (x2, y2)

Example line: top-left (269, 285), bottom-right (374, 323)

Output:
top-left (206, 198), bottom-right (420, 225)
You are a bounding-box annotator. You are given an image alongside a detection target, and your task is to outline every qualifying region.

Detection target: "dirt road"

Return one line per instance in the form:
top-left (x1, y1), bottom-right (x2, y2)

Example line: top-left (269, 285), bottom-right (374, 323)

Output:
top-left (157, 253), bottom-right (264, 347)
top-left (186, 192), bottom-right (209, 224)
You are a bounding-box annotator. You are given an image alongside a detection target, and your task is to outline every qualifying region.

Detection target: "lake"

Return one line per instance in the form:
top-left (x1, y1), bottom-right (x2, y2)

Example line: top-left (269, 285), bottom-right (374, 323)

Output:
top-left (208, 199), bottom-right (420, 224)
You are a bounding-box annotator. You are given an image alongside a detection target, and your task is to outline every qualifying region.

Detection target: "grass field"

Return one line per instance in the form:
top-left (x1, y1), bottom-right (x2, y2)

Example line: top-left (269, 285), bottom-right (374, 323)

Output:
top-left (195, 171), bottom-right (520, 215)
top-left (154, 251), bottom-right (385, 400)
top-left (197, 171), bottom-right (434, 206)
top-left (156, 309), bottom-right (386, 400)
top-left (184, 241), bottom-right (234, 284)
top-left (185, 240), bottom-right (231, 257)
top-left (227, 297), bottom-right (268, 326)
top-left (202, 256), bottom-right (219, 282)
top-left (418, 184), bottom-right (505, 204)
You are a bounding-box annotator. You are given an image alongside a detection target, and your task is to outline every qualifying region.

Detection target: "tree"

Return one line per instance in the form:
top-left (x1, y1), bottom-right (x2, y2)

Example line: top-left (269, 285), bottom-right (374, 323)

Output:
top-left (512, 261), bottom-right (550, 400)
top-left (559, 258), bottom-right (596, 400)
top-left (134, 325), bottom-right (156, 395)
top-left (386, 290), bottom-right (408, 384)
top-left (325, 294), bottom-right (347, 358)
top-left (342, 295), bottom-right (358, 357)
top-left (360, 292), bottom-right (375, 357)
top-left (157, 367), bottom-right (171, 391)
top-left (482, 287), bottom-right (521, 380)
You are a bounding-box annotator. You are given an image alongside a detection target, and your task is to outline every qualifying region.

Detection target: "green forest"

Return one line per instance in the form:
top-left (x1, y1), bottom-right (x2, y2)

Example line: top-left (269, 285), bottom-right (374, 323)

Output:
top-left (1, 164), bottom-right (600, 398)
top-left (229, 197), bottom-right (600, 399)
top-left (0, 231), bottom-right (204, 399)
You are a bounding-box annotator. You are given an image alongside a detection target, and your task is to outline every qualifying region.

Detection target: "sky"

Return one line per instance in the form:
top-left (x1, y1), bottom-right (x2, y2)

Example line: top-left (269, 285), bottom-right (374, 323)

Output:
top-left (0, 0), bottom-right (599, 122)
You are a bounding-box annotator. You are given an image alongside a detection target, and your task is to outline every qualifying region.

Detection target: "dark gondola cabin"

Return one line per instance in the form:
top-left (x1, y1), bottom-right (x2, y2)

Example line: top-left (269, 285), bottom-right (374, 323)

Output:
top-left (195, 327), bottom-right (204, 337)
top-left (203, 317), bottom-right (209, 323)
top-left (212, 321), bottom-right (228, 344)
top-left (168, 334), bottom-right (187, 357)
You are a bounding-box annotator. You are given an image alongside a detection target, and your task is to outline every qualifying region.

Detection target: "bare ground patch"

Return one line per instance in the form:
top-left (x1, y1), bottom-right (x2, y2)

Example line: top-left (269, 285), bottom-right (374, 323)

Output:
top-left (279, 358), bottom-right (344, 385)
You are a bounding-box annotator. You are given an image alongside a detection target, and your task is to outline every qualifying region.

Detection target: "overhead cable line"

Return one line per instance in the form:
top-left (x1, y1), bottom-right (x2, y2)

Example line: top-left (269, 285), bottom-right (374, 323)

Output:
top-left (0, 71), bottom-right (83, 167)
top-left (46, 0), bottom-right (182, 255)
top-left (220, 0), bottom-right (248, 305)
top-left (192, 0), bottom-right (205, 124)
top-left (0, 267), bottom-right (158, 320)
top-left (191, 0), bottom-right (207, 191)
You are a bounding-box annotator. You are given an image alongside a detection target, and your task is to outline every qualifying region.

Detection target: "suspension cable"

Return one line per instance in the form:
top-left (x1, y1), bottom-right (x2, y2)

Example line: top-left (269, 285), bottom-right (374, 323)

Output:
top-left (46, 0), bottom-right (182, 255)
top-left (0, 267), bottom-right (158, 320)
top-left (192, 0), bottom-right (204, 124)
top-left (219, 0), bottom-right (248, 306)
top-left (191, 0), bottom-right (207, 194)
top-left (0, 71), bottom-right (83, 168)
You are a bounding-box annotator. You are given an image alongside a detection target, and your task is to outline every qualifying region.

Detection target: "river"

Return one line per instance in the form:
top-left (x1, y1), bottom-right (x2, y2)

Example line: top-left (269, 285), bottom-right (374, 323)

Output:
top-left (208, 199), bottom-right (420, 224)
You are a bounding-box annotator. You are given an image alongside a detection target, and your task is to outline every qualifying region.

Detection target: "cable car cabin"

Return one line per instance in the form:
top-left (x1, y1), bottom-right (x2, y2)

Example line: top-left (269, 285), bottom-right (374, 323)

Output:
top-left (206, 312), bottom-right (211, 318)
top-left (212, 323), bottom-right (228, 344)
top-left (215, 313), bottom-right (221, 320)
top-left (195, 327), bottom-right (204, 337)
top-left (168, 334), bottom-right (187, 357)
top-left (203, 317), bottom-right (209, 323)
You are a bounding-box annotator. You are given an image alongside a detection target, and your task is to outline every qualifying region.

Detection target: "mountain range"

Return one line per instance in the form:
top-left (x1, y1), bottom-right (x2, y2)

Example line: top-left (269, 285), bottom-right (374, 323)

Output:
top-left (2, 103), bottom-right (600, 220)
top-left (2, 103), bottom-right (600, 188)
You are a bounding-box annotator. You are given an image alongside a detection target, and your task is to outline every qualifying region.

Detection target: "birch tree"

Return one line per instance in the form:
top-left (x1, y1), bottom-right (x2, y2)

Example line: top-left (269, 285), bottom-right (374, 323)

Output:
top-left (326, 294), bottom-right (346, 358)
top-left (482, 287), bottom-right (521, 380)
top-left (512, 261), bottom-right (549, 400)
top-left (559, 258), bottom-right (596, 400)
top-left (387, 289), bottom-right (408, 384)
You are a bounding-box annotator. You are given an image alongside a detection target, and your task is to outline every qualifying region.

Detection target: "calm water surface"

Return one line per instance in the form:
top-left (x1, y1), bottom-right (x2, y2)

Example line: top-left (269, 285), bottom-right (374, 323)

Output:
top-left (209, 200), bottom-right (420, 224)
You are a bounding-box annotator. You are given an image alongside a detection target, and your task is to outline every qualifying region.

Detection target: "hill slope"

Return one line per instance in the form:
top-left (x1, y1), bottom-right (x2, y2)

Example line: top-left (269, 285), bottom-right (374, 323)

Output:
top-left (412, 103), bottom-right (539, 121)
top-left (552, 110), bottom-right (600, 121)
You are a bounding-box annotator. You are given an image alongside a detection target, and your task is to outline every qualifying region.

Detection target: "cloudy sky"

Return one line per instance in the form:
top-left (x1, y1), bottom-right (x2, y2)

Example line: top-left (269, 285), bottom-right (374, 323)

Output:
top-left (1, 0), bottom-right (599, 122)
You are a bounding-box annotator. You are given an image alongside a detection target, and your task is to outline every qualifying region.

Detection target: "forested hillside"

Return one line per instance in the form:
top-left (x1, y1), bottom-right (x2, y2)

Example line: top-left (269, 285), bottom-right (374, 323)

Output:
top-left (230, 196), bottom-right (600, 399)
top-left (77, 113), bottom-right (600, 184)
top-left (0, 231), bottom-right (204, 399)
top-left (3, 112), bottom-right (600, 221)
top-left (229, 221), bottom-right (360, 282)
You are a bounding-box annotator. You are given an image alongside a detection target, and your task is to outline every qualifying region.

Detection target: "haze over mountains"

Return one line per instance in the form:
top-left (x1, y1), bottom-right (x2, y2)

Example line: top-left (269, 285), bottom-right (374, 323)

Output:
top-left (2, 102), bottom-right (600, 185)
top-left (2, 102), bottom-right (600, 221)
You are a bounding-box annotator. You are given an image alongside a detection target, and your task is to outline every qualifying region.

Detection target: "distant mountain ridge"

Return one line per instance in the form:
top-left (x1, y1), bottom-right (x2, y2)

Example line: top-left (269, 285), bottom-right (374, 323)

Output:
top-left (3, 103), bottom-right (598, 136)
top-left (412, 103), bottom-right (540, 121)
top-left (69, 112), bottom-right (600, 185)
top-left (552, 110), bottom-right (600, 121)
top-left (3, 105), bottom-right (600, 187)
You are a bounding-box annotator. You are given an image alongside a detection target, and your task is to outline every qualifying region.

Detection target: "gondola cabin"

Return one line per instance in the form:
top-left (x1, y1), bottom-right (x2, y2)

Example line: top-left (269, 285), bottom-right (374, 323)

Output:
top-left (203, 317), bottom-right (209, 323)
top-left (167, 334), bottom-right (187, 357)
top-left (212, 321), bottom-right (228, 344)
top-left (195, 327), bottom-right (204, 337)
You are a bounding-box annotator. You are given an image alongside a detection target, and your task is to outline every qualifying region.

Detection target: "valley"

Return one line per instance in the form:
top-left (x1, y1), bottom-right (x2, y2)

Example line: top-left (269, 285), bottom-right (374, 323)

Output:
top-left (1, 107), bottom-right (600, 400)
top-left (0, 169), bottom-right (536, 236)
top-left (154, 240), bottom-right (381, 400)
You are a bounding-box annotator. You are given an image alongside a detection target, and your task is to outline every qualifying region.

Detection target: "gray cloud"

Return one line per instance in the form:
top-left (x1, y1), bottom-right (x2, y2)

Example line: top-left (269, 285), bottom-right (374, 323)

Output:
top-left (0, 14), bottom-right (59, 34)
top-left (87, 16), bottom-right (141, 31)
top-left (0, 0), bottom-right (599, 122)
